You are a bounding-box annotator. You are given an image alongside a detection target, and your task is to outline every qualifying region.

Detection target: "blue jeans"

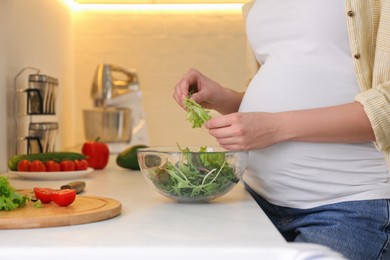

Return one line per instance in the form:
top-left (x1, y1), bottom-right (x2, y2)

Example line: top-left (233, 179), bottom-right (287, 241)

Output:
top-left (245, 184), bottom-right (390, 260)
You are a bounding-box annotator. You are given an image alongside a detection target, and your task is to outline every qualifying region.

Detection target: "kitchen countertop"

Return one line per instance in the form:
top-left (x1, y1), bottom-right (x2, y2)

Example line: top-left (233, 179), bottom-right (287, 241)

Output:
top-left (1, 158), bottom-right (343, 260)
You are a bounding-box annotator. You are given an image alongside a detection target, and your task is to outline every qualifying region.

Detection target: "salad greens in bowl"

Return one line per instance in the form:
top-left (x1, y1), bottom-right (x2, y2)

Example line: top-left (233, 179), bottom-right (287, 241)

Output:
top-left (137, 146), bottom-right (248, 202)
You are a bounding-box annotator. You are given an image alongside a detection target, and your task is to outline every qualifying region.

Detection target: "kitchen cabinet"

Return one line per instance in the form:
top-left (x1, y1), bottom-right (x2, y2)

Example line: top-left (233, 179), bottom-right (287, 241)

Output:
top-left (1, 157), bottom-right (342, 260)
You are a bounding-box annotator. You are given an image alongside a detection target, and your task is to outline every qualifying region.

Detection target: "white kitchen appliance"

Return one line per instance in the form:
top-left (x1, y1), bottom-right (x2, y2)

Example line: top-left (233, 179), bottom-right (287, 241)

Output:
top-left (84, 63), bottom-right (150, 153)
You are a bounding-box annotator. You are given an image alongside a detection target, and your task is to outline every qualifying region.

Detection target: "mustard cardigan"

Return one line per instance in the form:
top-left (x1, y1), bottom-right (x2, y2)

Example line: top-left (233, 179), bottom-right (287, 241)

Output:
top-left (242, 0), bottom-right (390, 168)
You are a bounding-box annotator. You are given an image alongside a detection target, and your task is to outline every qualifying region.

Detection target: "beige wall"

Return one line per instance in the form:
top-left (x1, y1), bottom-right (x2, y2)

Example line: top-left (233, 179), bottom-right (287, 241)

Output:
top-left (72, 6), bottom-right (249, 149)
top-left (0, 0), bottom-right (73, 173)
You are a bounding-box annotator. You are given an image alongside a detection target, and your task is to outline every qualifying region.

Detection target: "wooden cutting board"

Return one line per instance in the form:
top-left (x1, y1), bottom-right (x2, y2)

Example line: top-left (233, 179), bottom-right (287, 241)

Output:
top-left (0, 191), bottom-right (122, 229)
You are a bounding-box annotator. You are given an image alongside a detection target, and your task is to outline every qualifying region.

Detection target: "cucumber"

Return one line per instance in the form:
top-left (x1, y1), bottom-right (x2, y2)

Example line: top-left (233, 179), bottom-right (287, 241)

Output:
top-left (8, 152), bottom-right (86, 171)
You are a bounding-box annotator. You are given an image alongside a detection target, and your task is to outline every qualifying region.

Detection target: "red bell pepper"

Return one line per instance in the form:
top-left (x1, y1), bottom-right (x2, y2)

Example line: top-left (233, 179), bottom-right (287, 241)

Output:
top-left (82, 138), bottom-right (110, 170)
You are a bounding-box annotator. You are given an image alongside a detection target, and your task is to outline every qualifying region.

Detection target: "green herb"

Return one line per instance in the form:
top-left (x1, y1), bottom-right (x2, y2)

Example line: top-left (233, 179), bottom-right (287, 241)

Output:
top-left (0, 176), bottom-right (29, 211)
top-left (147, 146), bottom-right (239, 200)
top-left (183, 96), bottom-right (211, 128)
top-left (34, 200), bottom-right (43, 208)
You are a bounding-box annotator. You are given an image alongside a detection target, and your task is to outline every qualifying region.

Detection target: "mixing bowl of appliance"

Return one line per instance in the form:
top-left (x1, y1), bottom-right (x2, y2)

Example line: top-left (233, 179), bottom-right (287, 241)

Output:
top-left (83, 107), bottom-right (132, 143)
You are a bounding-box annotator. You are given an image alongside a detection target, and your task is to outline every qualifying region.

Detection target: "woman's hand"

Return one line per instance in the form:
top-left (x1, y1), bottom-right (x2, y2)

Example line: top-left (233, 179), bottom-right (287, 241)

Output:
top-left (173, 68), bottom-right (222, 109)
top-left (173, 68), bottom-right (244, 115)
top-left (205, 112), bottom-right (283, 150)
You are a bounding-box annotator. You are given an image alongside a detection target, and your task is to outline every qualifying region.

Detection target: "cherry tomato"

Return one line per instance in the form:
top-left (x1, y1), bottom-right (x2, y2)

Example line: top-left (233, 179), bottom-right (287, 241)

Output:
top-left (45, 160), bottom-right (61, 172)
top-left (82, 139), bottom-right (110, 170)
top-left (29, 160), bottom-right (46, 172)
top-left (60, 160), bottom-right (76, 171)
top-left (33, 187), bottom-right (54, 203)
top-left (51, 189), bottom-right (76, 206)
top-left (74, 159), bottom-right (88, 171)
top-left (17, 160), bottom-right (31, 171)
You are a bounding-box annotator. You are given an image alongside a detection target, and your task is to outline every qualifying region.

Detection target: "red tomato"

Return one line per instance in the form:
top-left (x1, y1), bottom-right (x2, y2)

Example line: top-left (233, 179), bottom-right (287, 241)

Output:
top-left (51, 189), bottom-right (76, 207)
top-left (60, 160), bottom-right (76, 171)
top-left (45, 160), bottom-right (61, 172)
top-left (82, 139), bottom-right (110, 170)
top-left (33, 187), bottom-right (54, 203)
top-left (17, 160), bottom-right (31, 171)
top-left (74, 159), bottom-right (88, 171)
top-left (29, 160), bottom-right (46, 172)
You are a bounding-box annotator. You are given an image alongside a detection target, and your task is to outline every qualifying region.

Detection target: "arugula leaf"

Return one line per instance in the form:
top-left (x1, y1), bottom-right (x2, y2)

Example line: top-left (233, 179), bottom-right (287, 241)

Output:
top-left (183, 97), bottom-right (211, 128)
top-left (200, 150), bottom-right (226, 168)
top-left (0, 176), bottom-right (29, 211)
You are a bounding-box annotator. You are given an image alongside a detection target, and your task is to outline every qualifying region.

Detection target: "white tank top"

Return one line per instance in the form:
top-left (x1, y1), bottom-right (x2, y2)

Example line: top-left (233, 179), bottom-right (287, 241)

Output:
top-left (240, 0), bottom-right (390, 209)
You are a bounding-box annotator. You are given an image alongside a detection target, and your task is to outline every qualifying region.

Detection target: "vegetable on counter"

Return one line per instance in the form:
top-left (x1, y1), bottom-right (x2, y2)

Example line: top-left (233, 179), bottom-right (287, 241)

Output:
top-left (148, 146), bottom-right (238, 199)
top-left (17, 159), bottom-right (31, 171)
top-left (116, 144), bottom-right (148, 170)
top-left (74, 159), bottom-right (89, 171)
top-left (29, 160), bottom-right (46, 172)
top-left (50, 189), bottom-right (76, 207)
top-left (183, 96), bottom-right (211, 128)
top-left (8, 152), bottom-right (86, 171)
top-left (45, 160), bottom-right (61, 172)
top-left (82, 138), bottom-right (110, 170)
top-left (33, 187), bottom-right (54, 204)
top-left (33, 187), bottom-right (76, 207)
top-left (59, 160), bottom-right (76, 172)
top-left (0, 176), bottom-right (29, 211)
top-left (14, 158), bottom-right (89, 172)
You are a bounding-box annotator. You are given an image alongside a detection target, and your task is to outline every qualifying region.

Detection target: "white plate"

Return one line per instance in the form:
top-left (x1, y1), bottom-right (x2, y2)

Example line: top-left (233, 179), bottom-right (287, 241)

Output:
top-left (9, 167), bottom-right (94, 180)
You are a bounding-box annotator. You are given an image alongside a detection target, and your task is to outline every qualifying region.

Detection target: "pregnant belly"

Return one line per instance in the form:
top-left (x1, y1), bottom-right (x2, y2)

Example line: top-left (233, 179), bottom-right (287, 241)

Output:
top-left (239, 62), bottom-right (388, 206)
top-left (239, 62), bottom-right (360, 113)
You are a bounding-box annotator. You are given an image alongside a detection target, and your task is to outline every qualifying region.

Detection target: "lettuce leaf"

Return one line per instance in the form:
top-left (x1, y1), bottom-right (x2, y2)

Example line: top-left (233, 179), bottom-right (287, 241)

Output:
top-left (0, 176), bottom-right (29, 211)
top-left (183, 97), bottom-right (211, 128)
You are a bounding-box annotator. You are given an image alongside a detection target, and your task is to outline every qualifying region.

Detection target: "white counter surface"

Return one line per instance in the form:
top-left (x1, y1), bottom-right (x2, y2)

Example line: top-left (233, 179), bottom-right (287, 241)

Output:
top-left (1, 159), bottom-right (343, 260)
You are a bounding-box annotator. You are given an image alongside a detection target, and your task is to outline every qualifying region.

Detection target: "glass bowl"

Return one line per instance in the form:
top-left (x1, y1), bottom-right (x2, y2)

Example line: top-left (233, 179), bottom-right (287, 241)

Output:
top-left (137, 147), bottom-right (248, 203)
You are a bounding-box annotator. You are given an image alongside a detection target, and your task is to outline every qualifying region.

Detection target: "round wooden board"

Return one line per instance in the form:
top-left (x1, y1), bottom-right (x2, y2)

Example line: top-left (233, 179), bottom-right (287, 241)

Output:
top-left (0, 193), bottom-right (122, 229)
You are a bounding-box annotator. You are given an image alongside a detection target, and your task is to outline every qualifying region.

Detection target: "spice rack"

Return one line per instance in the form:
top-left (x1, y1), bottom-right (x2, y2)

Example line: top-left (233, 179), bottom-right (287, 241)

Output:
top-left (14, 67), bottom-right (59, 155)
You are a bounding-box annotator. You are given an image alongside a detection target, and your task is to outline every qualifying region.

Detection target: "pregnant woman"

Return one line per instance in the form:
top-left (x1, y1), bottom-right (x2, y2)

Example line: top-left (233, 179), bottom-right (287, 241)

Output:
top-left (173, 1), bottom-right (390, 259)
